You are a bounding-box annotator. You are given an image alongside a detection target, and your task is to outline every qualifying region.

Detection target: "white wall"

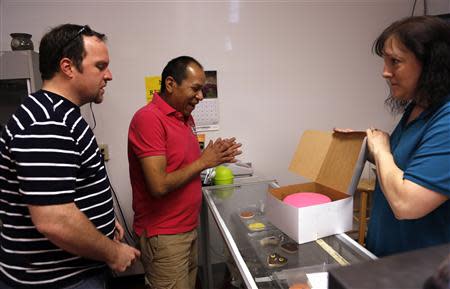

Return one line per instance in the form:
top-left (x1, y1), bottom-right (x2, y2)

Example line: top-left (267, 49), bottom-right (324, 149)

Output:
top-left (1, 0), bottom-right (449, 242)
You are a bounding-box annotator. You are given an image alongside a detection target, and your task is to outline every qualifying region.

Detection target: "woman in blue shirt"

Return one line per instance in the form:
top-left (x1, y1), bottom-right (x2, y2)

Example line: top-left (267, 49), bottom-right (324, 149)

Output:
top-left (365, 16), bottom-right (450, 257)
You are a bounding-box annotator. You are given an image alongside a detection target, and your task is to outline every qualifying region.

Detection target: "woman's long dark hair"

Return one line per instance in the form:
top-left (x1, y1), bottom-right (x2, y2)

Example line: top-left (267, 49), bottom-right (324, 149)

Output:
top-left (373, 16), bottom-right (450, 113)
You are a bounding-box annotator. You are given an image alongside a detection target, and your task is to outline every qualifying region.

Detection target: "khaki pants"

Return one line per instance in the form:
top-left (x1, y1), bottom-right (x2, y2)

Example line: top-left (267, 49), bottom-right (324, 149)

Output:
top-left (138, 230), bottom-right (198, 289)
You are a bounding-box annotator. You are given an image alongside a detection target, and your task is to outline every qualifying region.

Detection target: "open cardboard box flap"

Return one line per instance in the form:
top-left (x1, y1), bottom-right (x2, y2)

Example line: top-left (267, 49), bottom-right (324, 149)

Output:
top-left (287, 130), bottom-right (367, 195)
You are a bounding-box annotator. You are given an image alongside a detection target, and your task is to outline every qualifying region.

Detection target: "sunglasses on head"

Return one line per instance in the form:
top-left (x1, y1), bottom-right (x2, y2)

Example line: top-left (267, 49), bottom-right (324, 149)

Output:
top-left (60, 25), bottom-right (92, 54)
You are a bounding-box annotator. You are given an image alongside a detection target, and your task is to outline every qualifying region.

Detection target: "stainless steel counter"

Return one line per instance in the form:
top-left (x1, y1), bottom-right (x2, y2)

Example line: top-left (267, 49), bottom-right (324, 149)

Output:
top-left (200, 180), bottom-right (376, 289)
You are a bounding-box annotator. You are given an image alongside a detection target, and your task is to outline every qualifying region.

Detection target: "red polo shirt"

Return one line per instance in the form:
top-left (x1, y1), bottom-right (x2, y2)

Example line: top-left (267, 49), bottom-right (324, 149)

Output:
top-left (128, 93), bottom-right (202, 237)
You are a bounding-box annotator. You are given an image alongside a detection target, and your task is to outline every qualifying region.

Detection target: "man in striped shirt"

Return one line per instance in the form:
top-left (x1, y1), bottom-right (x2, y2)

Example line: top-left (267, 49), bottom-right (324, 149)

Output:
top-left (0, 24), bottom-right (140, 289)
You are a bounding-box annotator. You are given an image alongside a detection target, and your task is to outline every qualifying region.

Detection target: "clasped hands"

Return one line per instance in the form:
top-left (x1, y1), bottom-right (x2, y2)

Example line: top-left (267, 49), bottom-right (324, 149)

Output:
top-left (201, 137), bottom-right (242, 168)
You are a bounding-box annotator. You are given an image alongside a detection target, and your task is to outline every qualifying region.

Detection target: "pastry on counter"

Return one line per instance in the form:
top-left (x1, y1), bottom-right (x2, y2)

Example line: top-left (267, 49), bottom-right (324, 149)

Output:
top-left (289, 282), bottom-right (311, 289)
top-left (239, 210), bottom-right (255, 219)
top-left (281, 242), bottom-right (299, 254)
top-left (259, 236), bottom-right (280, 246)
top-left (267, 253), bottom-right (288, 268)
top-left (248, 222), bottom-right (265, 231)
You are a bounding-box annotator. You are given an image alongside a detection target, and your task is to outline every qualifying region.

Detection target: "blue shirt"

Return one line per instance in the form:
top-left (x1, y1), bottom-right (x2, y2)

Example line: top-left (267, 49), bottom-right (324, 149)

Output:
top-left (366, 96), bottom-right (450, 257)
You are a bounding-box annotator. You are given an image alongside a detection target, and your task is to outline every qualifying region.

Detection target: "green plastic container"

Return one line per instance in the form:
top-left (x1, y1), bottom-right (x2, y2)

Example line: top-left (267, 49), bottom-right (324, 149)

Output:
top-left (213, 165), bottom-right (234, 185)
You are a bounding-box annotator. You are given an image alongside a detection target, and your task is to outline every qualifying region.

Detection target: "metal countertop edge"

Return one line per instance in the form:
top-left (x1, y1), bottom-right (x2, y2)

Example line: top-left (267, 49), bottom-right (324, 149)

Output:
top-left (203, 188), bottom-right (260, 289)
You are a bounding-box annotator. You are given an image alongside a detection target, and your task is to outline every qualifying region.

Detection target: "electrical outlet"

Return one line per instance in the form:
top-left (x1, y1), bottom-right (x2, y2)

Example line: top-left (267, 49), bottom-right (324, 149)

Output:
top-left (99, 144), bottom-right (109, 161)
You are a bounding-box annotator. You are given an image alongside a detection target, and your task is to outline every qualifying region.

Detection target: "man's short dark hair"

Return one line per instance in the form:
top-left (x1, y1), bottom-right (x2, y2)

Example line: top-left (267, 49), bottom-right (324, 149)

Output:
top-left (39, 24), bottom-right (106, 80)
top-left (160, 56), bottom-right (203, 95)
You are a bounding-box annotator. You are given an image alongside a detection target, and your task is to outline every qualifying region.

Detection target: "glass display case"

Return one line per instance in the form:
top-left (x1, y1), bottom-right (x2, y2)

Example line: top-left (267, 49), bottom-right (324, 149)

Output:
top-left (201, 180), bottom-right (376, 289)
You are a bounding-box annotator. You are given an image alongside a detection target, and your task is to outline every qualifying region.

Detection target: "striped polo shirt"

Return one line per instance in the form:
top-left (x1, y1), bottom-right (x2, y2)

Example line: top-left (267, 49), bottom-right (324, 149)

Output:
top-left (0, 90), bottom-right (115, 288)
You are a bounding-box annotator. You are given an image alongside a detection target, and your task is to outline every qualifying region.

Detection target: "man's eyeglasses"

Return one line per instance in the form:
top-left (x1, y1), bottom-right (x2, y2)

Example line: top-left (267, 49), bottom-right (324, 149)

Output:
top-left (60, 25), bottom-right (91, 54)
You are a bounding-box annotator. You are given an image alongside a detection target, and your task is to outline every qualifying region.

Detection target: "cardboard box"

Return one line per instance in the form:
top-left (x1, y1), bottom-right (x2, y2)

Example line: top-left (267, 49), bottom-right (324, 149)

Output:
top-left (266, 130), bottom-right (367, 244)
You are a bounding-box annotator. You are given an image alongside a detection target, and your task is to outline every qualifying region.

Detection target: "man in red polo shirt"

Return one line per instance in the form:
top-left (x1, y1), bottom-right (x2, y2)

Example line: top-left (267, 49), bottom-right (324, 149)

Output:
top-left (128, 56), bottom-right (241, 289)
